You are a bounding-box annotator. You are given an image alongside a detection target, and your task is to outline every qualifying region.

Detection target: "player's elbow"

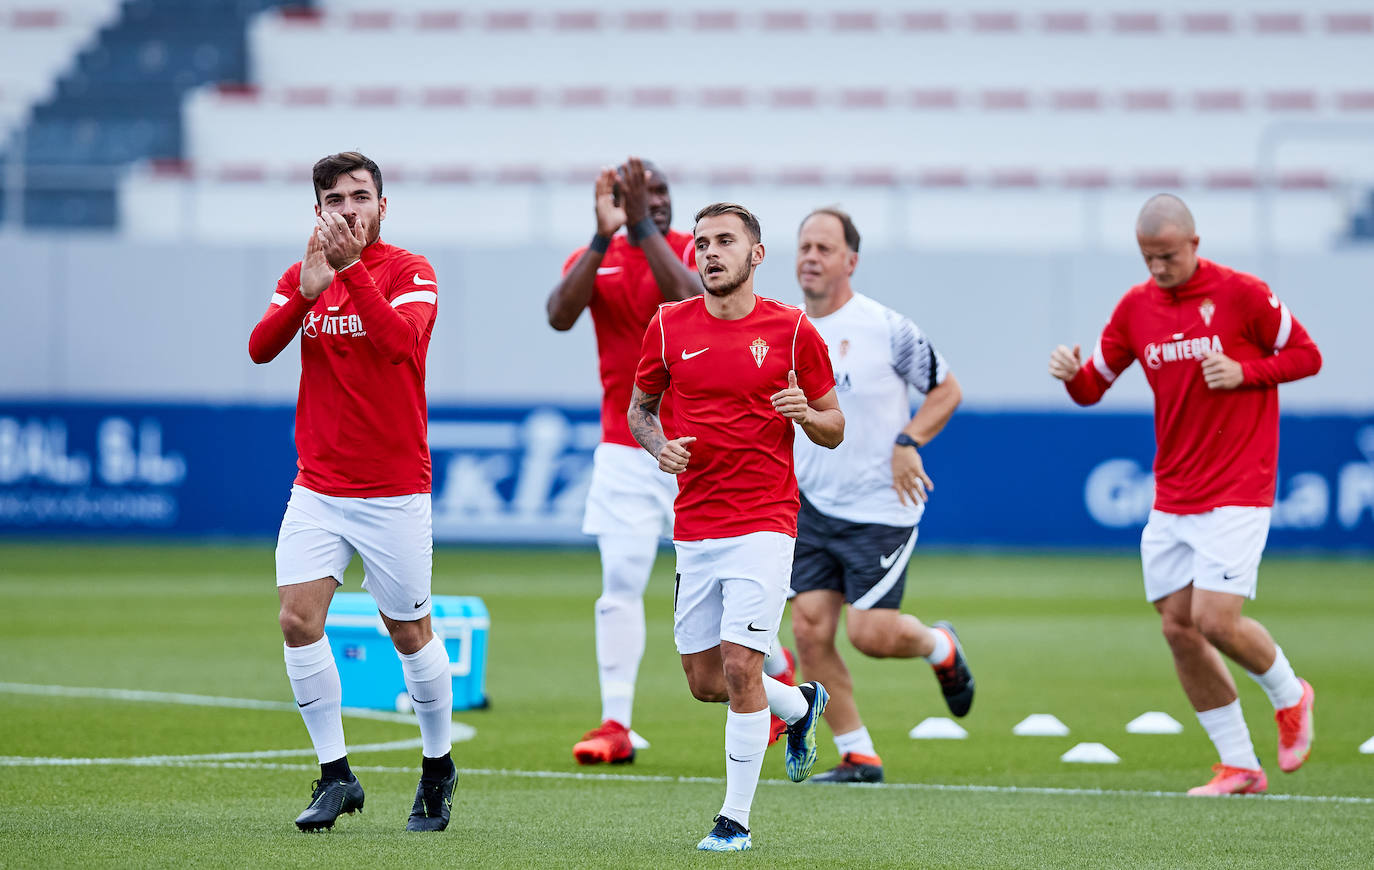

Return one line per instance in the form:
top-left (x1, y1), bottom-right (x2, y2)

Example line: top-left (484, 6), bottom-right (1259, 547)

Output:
top-left (248, 339), bottom-right (273, 365)
top-left (936, 373), bottom-right (963, 409)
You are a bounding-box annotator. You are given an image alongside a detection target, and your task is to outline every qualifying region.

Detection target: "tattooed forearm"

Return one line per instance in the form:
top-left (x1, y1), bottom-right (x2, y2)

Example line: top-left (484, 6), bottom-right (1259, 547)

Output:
top-left (628, 386), bottom-right (668, 458)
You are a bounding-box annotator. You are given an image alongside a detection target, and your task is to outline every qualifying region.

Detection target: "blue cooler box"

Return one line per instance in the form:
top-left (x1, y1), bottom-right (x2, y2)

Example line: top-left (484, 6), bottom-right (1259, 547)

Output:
top-left (324, 593), bottom-right (490, 711)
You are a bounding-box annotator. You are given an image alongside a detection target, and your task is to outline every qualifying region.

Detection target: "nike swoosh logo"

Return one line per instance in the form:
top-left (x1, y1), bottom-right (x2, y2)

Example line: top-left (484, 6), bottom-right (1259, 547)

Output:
top-left (879, 544), bottom-right (905, 569)
top-left (746, 622), bottom-right (769, 632)
top-left (1268, 294), bottom-right (1280, 309)
top-left (682, 348), bottom-right (709, 360)
top-left (1222, 571), bottom-right (1241, 580)
top-left (414, 596), bottom-right (429, 609)
top-left (297, 698), bottom-right (321, 708)
top-left (596, 266), bottom-right (623, 275)
top-left (413, 273), bottom-right (437, 286)
top-left (1172, 332), bottom-right (1184, 340)
top-left (727, 753), bottom-right (750, 763)
top-left (410, 695), bottom-right (437, 704)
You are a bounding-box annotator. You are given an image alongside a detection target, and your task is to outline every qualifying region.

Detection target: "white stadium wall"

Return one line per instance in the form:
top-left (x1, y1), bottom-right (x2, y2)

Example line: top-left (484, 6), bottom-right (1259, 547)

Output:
top-left (1, 237), bottom-right (1371, 412)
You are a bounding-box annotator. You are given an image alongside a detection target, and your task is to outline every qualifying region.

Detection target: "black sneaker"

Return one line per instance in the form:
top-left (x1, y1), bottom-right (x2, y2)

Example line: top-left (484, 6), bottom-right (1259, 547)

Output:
top-left (295, 777), bottom-right (364, 831)
top-left (811, 752), bottom-right (885, 784)
top-left (931, 620), bottom-right (975, 717)
top-left (406, 766), bottom-right (457, 832)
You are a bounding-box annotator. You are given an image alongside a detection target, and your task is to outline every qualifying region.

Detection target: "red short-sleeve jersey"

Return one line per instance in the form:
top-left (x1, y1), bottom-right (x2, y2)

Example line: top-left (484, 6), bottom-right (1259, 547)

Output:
top-left (250, 240), bottom-right (438, 497)
top-left (635, 295), bottom-right (836, 541)
top-left (1066, 258), bottom-right (1322, 514)
top-left (562, 231), bottom-right (696, 447)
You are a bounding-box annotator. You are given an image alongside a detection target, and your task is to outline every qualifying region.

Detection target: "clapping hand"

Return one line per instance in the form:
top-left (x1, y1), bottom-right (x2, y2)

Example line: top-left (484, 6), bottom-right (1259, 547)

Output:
top-left (594, 167), bottom-right (627, 237)
top-left (316, 211), bottom-right (367, 270)
top-left (300, 228), bottom-right (333, 300)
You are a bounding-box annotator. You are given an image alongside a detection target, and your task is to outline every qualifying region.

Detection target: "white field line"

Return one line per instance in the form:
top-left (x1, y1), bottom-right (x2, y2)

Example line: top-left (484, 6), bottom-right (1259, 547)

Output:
top-left (0, 681), bottom-right (476, 740)
top-left (0, 739), bottom-right (423, 767)
top-left (2, 682), bottom-right (1370, 806)
top-left (2, 752), bottom-right (1370, 806)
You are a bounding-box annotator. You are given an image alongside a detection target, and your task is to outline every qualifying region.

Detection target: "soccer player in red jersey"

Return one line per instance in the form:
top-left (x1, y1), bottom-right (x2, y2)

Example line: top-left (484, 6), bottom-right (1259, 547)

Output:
top-left (630, 203), bottom-right (844, 851)
top-left (1049, 194), bottom-right (1321, 796)
top-left (248, 152), bottom-right (455, 832)
top-left (547, 157), bottom-right (703, 765)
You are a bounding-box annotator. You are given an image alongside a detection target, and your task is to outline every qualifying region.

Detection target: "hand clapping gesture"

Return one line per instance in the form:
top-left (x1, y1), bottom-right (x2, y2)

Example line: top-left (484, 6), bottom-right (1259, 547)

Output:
top-left (618, 156), bottom-right (649, 225)
top-left (316, 212), bottom-right (367, 271)
top-left (299, 228), bottom-right (333, 300)
top-left (594, 167), bottom-right (627, 237)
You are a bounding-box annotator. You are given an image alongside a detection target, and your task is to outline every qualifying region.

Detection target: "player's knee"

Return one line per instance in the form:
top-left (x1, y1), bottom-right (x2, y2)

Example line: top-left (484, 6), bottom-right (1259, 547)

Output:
top-left (1159, 612), bottom-right (1201, 649)
top-left (1193, 610), bottom-right (1237, 648)
top-left (278, 606), bottom-right (320, 645)
top-left (594, 592), bottom-right (640, 616)
top-left (686, 675), bottom-right (728, 703)
top-left (848, 627), bottom-right (891, 658)
top-left (791, 609), bottom-right (832, 647)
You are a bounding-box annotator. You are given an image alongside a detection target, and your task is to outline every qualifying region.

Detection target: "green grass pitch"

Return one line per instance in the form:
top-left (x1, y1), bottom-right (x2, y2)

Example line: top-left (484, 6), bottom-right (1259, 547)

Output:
top-left (1, 543), bottom-right (1372, 868)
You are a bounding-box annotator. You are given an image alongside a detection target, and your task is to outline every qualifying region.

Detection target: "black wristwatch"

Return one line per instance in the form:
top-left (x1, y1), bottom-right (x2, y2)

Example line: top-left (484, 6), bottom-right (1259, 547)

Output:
top-left (895, 433), bottom-right (922, 449)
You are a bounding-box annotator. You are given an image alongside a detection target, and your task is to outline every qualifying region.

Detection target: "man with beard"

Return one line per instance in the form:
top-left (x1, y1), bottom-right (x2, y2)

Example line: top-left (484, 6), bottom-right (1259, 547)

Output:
top-left (249, 151), bottom-right (454, 832)
top-left (1049, 193), bottom-right (1321, 795)
top-left (547, 157), bottom-right (703, 764)
top-left (629, 203), bottom-right (844, 851)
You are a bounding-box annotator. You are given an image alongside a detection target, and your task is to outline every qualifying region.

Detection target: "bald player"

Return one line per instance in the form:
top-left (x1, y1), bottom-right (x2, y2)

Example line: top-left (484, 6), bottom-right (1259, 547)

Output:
top-left (1049, 194), bottom-right (1322, 796)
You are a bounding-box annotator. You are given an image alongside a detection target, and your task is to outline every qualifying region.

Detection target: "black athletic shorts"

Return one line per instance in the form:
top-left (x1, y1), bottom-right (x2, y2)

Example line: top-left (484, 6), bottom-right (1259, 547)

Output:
top-left (790, 494), bottom-right (919, 610)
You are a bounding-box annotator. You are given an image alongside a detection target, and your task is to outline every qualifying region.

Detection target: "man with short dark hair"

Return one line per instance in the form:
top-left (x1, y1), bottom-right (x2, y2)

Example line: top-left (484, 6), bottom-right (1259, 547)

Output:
top-left (1049, 193), bottom-right (1321, 796)
top-left (629, 202), bottom-right (843, 851)
top-left (547, 157), bottom-right (704, 765)
top-left (788, 207), bottom-right (970, 784)
top-left (249, 151), bottom-right (455, 832)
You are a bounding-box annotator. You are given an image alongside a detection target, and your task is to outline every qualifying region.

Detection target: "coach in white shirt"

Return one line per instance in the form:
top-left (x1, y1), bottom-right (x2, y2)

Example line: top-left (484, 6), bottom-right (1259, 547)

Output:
top-left (787, 208), bottom-right (971, 784)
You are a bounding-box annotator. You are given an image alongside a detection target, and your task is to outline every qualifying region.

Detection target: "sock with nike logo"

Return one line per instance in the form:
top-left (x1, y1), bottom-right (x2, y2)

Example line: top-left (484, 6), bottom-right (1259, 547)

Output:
top-left (399, 635), bottom-right (453, 759)
top-left (763, 675), bottom-right (807, 725)
top-left (720, 707), bottom-right (769, 830)
top-left (284, 636), bottom-right (347, 764)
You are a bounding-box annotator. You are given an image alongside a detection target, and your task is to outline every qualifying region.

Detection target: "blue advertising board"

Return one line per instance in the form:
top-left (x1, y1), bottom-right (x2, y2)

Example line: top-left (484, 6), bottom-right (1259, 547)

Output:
top-left (1, 402), bottom-right (1371, 551)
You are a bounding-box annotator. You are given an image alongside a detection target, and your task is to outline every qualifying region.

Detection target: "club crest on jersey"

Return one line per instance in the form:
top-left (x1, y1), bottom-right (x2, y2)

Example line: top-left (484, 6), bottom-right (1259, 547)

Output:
top-left (1199, 298), bottom-right (1215, 327)
top-left (750, 337), bottom-right (769, 368)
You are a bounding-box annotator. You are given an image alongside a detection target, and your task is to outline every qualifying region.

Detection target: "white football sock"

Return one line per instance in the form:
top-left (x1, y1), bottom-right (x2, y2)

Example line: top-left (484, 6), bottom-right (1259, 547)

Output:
top-left (399, 635), bottom-right (453, 759)
top-left (1196, 700), bottom-right (1262, 770)
top-left (762, 647), bottom-right (790, 678)
top-left (719, 708), bottom-right (769, 830)
top-left (763, 675), bottom-right (807, 725)
top-left (1247, 645), bottom-right (1304, 710)
top-left (923, 625), bottom-right (953, 665)
top-left (595, 534), bottom-right (657, 727)
top-left (834, 726), bottom-right (877, 759)
top-left (284, 636), bottom-right (346, 763)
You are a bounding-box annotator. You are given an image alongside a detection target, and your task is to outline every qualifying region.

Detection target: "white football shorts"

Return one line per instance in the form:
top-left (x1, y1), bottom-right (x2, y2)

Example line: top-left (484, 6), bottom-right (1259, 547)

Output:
top-left (581, 442), bottom-right (677, 539)
top-left (275, 484), bottom-right (434, 621)
top-left (1140, 506), bottom-right (1271, 602)
top-left (672, 531), bottom-right (795, 655)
